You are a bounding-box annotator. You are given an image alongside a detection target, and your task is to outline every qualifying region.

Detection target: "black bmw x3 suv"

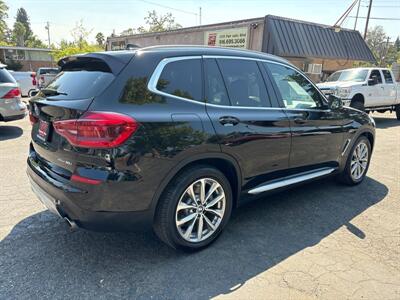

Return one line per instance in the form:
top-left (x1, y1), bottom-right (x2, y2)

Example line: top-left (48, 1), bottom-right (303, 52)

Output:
top-left (27, 46), bottom-right (375, 250)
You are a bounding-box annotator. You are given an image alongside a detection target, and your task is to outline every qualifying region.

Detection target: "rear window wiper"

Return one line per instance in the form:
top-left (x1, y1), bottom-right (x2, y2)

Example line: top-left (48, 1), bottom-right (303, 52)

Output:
top-left (40, 88), bottom-right (68, 96)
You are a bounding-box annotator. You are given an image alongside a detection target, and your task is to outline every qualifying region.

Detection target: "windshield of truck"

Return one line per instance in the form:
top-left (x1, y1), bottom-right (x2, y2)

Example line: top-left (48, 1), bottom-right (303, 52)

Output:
top-left (326, 69), bottom-right (368, 82)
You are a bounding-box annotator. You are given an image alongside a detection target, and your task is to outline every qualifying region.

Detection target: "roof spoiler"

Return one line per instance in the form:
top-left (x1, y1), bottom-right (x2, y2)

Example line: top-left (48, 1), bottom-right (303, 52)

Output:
top-left (58, 52), bottom-right (133, 75)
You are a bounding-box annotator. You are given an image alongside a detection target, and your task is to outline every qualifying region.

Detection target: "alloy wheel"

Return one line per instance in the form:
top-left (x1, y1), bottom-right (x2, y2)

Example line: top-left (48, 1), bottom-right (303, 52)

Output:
top-left (175, 178), bottom-right (226, 243)
top-left (350, 141), bottom-right (369, 181)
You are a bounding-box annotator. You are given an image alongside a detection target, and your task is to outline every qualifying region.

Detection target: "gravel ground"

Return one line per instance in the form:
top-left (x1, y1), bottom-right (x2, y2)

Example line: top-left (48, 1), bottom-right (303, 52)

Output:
top-left (0, 112), bottom-right (399, 299)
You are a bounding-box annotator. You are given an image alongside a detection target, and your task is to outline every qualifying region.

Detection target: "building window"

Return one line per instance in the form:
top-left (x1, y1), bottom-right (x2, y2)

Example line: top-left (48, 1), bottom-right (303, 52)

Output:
top-left (5, 49), bottom-right (25, 61)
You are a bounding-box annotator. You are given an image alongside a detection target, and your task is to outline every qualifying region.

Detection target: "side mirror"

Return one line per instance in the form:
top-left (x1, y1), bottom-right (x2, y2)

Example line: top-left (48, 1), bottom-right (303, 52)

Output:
top-left (328, 94), bottom-right (343, 109)
top-left (368, 76), bottom-right (378, 86)
top-left (29, 90), bottom-right (39, 97)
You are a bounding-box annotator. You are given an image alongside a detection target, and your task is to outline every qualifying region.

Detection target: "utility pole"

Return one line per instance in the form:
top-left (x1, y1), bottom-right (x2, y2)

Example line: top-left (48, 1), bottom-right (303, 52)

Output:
top-left (199, 7), bottom-right (202, 25)
top-left (354, 0), bottom-right (361, 30)
top-left (45, 21), bottom-right (51, 48)
top-left (363, 0), bottom-right (373, 40)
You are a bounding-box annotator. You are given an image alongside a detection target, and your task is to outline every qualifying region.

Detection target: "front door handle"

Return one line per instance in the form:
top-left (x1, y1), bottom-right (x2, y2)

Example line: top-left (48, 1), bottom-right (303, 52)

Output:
top-left (219, 116), bottom-right (239, 126)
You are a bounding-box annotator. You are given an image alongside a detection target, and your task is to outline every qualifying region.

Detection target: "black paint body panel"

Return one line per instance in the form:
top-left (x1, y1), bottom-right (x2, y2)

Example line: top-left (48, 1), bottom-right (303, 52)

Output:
top-left (27, 47), bottom-right (375, 230)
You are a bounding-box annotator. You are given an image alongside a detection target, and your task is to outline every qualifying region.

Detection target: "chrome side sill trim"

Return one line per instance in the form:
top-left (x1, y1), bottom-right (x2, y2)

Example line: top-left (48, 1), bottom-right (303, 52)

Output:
top-left (248, 167), bottom-right (336, 195)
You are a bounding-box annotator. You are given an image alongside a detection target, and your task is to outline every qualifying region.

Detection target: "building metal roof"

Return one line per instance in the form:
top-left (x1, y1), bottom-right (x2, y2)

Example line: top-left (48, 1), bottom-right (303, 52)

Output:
top-left (262, 15), bottom-right (375, 62)
top-left (0, 46), bottom-right (52, 52)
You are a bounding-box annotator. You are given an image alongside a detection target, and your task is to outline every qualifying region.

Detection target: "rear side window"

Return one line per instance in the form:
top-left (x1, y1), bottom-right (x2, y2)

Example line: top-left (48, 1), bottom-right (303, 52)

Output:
top-left (0, 69), bottom-right (16, 83)
top-left (204, 59), bottom-right (230, 106)
top-left (382, 70), bottom-right (393, 83)
top-left (217, 59), bottom-right (270, 108)
top-left (156, 59), bottom-right (202, 101)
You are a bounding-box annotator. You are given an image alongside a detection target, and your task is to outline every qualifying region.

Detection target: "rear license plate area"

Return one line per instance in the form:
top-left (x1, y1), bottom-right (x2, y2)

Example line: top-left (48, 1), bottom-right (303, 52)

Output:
top-left (37, 119), bottom-right (50, 141)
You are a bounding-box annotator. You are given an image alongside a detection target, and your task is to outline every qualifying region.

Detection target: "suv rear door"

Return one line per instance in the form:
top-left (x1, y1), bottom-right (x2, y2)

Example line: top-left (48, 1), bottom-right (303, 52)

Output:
top-left (203, 57), bottom-right (291, 191)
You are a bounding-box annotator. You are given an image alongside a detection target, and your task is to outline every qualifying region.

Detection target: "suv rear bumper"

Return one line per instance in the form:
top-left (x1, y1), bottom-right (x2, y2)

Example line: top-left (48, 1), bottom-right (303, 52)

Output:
top-left (27, 158), bottom-right (153, 231)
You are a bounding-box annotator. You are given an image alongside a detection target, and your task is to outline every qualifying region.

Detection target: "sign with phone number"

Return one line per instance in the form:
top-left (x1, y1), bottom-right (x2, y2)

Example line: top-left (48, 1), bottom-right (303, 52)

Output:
top-left (205, 27), bottom-right (248, 49)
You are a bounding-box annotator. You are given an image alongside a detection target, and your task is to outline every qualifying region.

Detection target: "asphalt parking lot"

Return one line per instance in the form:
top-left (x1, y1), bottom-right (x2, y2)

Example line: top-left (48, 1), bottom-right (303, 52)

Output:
top-left (0, 112), bottom-right (399, 299)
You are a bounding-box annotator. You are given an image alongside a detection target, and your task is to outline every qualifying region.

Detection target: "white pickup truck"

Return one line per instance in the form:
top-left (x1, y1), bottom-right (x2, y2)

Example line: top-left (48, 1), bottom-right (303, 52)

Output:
top-left (317, 67), bottom-right (400, 120)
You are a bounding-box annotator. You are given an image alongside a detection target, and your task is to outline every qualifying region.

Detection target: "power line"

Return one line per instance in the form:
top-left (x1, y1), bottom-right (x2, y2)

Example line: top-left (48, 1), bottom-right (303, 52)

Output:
top-left (137, 0), bottom-right (198, 16)
top-left (349, 16), bottom-right (400, 20)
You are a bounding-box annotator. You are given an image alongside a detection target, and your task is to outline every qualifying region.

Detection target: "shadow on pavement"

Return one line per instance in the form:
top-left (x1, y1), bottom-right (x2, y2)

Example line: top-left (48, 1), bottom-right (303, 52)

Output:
top-left (0, 125), bottom-right (23, 141)
top-left (373, 116), bottom-right (400, 129)
top-left (0, 177), bottom-right (388, 298)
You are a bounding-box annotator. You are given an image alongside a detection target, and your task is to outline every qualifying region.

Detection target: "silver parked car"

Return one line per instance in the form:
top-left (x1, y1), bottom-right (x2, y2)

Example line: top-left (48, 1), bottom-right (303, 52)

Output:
top-left (0, 65), bottom-right (27, 122)
top-left (9, 70), bottom-right (37, 97)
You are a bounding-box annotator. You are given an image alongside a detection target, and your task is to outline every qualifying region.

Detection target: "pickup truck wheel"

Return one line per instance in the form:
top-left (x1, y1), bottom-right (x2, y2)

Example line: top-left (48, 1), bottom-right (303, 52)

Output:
top-left (337, 136), bottom-right (371, 185)
top-left (153, 165), bottom-right (232, 251)
top-left (350, 100), bottom-right (365, 112)
top-left (395, 105), bottom-right (400, 120)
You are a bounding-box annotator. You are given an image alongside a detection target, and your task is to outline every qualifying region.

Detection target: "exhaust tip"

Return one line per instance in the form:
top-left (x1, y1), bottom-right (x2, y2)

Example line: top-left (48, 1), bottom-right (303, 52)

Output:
top-left (64, 217), bottom-right (78, 231)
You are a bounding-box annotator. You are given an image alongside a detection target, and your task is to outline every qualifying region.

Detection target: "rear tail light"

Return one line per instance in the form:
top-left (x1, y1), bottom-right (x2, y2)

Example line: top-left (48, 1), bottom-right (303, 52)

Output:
top-left (31, 73), bottom-right (37, 86)
top-left (53, 111), bottom-right (139, 148)
top-left (29, 111), bottom-right (38, 125)
top-left (2, 88), bottom-right (21, 99)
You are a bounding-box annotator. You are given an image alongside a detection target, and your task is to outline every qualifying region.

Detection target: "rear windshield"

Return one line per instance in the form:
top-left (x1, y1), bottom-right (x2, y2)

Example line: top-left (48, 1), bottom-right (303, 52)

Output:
top-left (37, 70), bottom-right (115, 100)
top-left (0, 68), bottom-right (16, 83)
top-left (39, 68), bottom-right (59, 75)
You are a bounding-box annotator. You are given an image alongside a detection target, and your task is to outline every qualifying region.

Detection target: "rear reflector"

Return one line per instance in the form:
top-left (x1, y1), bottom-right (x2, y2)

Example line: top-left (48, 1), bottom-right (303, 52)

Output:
top-left (53, 111), bottom-right (139, 148)
top-left (2, 88), bottom-right (21, 99)
top-left (71, 174), bottom-right (102, 185)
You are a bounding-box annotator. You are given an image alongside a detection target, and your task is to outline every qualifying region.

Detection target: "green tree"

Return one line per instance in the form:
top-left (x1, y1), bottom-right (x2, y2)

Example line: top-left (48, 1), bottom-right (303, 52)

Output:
top-left (395, 37), bottom-right (400, 52)
top-left (12, 21), bottom-right (26, 46)
top-left (71, 20), bottom-right (92, 49)
top-left (0, 0), bottom-right (9, 41)
top-left (51, 22), bottom-right (102, 61)
top-left (142, 10), bottom-right (182, 33)
top-left (366, 26), bottom-right (398, 67)
top-left (95, 32), bottom-right (105, 46)
top-left (121, 10), bottom-right (182, 35)
top-left (15, 7), bottom-right (33, 41)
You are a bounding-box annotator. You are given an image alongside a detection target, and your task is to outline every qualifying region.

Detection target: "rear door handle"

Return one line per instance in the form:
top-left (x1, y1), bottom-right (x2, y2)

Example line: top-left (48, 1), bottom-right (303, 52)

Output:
top-left (219, 116), bottom-right (239, 126)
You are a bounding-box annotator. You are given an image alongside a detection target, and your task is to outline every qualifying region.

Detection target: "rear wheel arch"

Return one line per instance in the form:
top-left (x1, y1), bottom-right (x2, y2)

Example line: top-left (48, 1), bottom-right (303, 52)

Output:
top-left (150, 154), bottom-right (242, 220)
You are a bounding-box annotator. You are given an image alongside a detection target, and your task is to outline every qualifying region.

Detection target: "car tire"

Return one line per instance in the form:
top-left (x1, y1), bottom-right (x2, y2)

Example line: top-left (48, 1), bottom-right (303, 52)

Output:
top-left (153, 165), bottom-right (233, 251)
top-left (350, 100), bottom-right (365, 112)
top-left (395, 105), bottom-right (400, 120)
top-left (337, 136), bottom-right (371, 185)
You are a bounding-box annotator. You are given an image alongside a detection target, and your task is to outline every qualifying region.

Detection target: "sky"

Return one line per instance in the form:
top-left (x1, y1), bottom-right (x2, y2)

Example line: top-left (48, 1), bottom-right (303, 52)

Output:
top-left (4, 0), bottom-right (400, 46)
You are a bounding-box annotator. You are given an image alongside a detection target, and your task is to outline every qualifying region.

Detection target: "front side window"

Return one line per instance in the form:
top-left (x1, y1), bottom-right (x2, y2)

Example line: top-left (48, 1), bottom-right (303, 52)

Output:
top-left (266, 63), bottom-right (325, 109)
top-left (369, 70), bottom-right (383, 84)
top-left (382, 70), bottom-right (393, 84)
top-left (156, 59), bottom-right (202, 101)
top-left (217, 59), bottom-right (270, 108)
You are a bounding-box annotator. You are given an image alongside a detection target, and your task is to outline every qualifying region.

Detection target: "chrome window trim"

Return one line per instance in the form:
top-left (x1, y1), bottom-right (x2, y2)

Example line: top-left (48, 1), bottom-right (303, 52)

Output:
top-left (147, 54), bottom-right (331, 112)
top-left (147, 56), bottom-right (203, 104)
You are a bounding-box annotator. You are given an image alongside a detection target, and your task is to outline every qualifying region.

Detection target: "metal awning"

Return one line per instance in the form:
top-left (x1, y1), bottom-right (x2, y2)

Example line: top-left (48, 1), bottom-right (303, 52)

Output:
top-left (262, 15), bottom-right (375, 62)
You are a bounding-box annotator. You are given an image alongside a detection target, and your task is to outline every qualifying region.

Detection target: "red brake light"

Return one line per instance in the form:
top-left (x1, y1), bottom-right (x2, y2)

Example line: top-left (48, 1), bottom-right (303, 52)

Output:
top-left (53, 111), bottom-right (139, 148)
top-left (2, 88), bottom-right (21, 99)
